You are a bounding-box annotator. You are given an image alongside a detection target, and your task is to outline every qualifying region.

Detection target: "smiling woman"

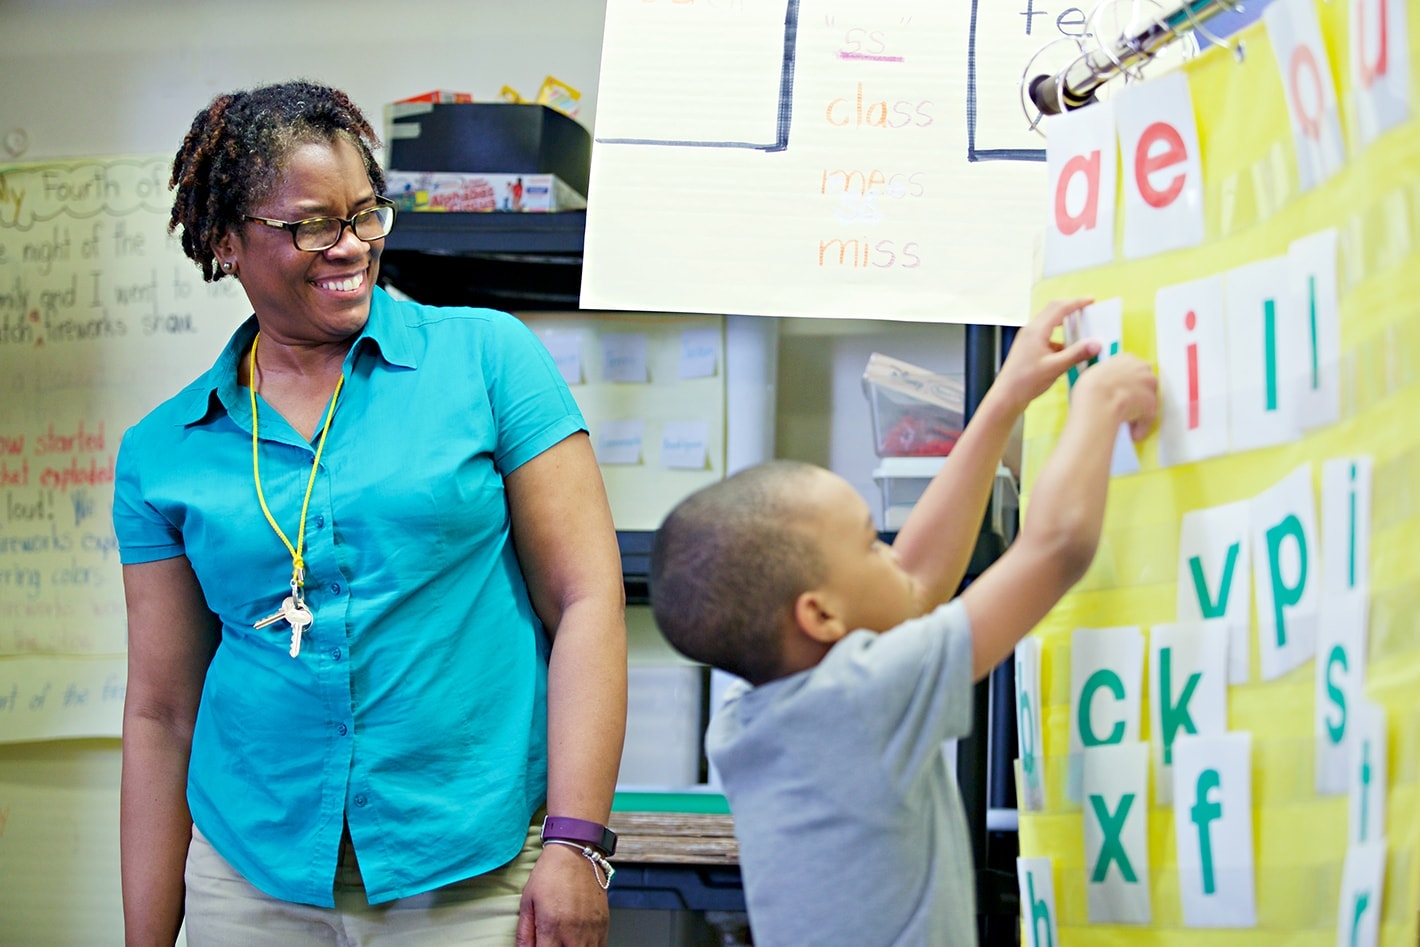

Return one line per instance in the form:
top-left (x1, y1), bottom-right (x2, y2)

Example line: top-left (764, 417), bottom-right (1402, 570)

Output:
top-left (112, 79), bottom-right (627, 947)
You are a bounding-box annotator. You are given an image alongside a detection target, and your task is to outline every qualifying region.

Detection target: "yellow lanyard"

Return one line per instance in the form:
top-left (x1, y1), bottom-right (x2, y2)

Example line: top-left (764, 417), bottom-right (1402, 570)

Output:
top-left (248, 333), bottom-right (344, 599)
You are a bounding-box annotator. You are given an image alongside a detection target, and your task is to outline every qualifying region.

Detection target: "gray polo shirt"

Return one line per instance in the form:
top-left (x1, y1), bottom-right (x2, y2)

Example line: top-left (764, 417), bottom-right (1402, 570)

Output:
top-left (708, 601), bottom-right (978, 947)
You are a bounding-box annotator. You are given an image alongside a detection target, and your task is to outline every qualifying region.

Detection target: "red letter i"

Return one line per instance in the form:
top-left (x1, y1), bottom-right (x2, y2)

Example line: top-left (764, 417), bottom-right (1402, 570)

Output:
top-left (1185, 309), bottom-right (1200, 429)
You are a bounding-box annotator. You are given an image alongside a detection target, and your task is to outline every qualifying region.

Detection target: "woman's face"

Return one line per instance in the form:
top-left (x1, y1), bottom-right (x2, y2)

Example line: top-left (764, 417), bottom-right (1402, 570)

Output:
top-left (219, 136), bottom-right (384, 345)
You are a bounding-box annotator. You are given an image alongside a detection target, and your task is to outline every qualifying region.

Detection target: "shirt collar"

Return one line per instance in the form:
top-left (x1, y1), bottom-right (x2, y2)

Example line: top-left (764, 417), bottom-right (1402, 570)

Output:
top-left (174, 285), bottom-right (417, 427)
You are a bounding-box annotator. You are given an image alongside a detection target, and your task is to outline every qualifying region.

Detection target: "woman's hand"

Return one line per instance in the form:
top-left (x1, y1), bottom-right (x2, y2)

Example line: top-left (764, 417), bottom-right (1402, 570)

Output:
top-left (516, 844), bottom-right (611, 946)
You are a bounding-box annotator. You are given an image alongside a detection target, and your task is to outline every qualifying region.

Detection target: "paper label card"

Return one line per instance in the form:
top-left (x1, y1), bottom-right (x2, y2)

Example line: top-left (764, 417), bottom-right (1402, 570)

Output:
top-left (1177, 500), bottom-right (1253, 684)
top-left (1148, 621), bottom-right (1230, 804)
top-left (1289, 230), bottom-right (1342, 430)
top-left (1017, 857), bottom-right (1060, 947)
top-left (1321, 456), bottom-right (1373, 598)
top-left (1116, 71), bottom-right (1205, 260)
top-left (1065, 298), bottom-right (1138, 476)
top-left (1349, 0), bottom-right (1413, 148)
top-left (1155, 276), bottom-right (1229, 467)
top-left (678, 328), bottom-right (720, 380)
top-left (538, 331), bottom-right (585, 386)
top-left (1336, 838), bottom-right (1388, 947)
top-left (1224, 255), bottom-right (1303, 453)
top-left (601, 332), bottom-right (650, 383)
top-left (1266, 0), bottom-right (1347, 191)
top-left (659, 420), bottom-right (709, 470)
top-left (593, 0), bottom-right (789, 145)
top-left (1251, 464), bottom-right (1320, 681)
top-left (1315, 588), bottom-right (1369, 796)
top-left (1015, 637), bottom-right (1045, 811)
top-left (595, 419), bottom-right (645, 466)
top-left (1043, 100), bottom-right (1119, 276)
top-left (1083, 741), bottom-right (1152, 925)
top-left (1171, 732), bottom-right (1257, 929)
top-left (1068, 626), bottom-right (1144, 802)
top-left (1349, 700), bottom-right (1388, 846)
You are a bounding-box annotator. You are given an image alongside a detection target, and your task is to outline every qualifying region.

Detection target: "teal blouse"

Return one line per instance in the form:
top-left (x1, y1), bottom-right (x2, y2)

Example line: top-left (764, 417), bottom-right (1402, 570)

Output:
top-left (113, 287), bottom-right (586, 906)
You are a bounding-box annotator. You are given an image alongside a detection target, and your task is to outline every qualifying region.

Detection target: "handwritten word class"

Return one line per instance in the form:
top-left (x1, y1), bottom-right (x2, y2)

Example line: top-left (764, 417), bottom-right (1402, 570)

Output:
top-left (826, 84), bottom-right (934, 128)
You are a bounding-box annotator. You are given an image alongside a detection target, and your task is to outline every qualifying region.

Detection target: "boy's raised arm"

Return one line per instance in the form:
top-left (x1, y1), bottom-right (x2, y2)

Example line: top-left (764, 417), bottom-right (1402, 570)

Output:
top-left (894, 298), bottom-right (1101, 607)
top-left (959, 353), bottom-right (1158, 680)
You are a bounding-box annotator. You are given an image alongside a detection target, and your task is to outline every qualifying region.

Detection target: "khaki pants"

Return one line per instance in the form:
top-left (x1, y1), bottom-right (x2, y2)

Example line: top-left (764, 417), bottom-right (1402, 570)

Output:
top-left (184, 821), bottom-right (540, 946)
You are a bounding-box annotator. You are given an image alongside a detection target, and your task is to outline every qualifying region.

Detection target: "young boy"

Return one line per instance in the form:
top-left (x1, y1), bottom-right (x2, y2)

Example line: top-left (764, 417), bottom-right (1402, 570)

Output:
top-left (649, 299), bottom-right (1158, 946)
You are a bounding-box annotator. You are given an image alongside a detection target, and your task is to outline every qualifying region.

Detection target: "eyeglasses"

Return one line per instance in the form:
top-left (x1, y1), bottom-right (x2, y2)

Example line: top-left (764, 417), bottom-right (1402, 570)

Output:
top-left (243, 197), bottom-right (397, 252)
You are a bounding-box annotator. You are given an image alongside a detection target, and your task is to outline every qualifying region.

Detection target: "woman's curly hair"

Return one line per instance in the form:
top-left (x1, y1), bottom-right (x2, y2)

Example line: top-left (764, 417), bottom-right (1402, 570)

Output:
top-left (168, 79), bottom-right (386, 281)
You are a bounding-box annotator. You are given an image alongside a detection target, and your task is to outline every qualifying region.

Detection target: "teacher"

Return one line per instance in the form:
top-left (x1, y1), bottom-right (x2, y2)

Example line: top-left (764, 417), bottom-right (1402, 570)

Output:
top-left (113, 80), bottom-right (627, 946)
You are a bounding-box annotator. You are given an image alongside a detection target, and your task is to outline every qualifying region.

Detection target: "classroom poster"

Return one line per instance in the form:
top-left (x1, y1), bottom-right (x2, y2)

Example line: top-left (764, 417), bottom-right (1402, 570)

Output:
top-left (1017, 3), bottom-right (1420, 943)
top-left (0, 157), bottom-right (251, 742)
top-left (582, 0), bottom-right (1062, 325)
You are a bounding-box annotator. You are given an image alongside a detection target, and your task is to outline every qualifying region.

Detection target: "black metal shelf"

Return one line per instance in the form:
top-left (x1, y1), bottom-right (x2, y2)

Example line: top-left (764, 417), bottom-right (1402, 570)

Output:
top-left (383, 210), bottom-right (586, 256)
top-left (379, 211), bottom-right (586, 312)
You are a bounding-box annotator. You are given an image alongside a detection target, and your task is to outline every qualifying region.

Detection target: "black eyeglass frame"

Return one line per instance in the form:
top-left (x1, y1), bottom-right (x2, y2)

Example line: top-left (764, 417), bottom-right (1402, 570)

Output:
top-left (243, 196), bottom-right (398, 252)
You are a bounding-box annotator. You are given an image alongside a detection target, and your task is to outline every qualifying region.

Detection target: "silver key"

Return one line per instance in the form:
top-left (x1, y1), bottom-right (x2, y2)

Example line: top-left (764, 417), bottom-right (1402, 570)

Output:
top-left (283, 598), bottom-right (313, 658)
top-left (255, 601), bottom-right (289, 629)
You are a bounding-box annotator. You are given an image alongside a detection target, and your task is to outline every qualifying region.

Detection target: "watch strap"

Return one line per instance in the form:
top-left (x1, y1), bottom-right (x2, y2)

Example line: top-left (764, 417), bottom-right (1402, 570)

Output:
top-left (541, 815), bottom-right (617, 856)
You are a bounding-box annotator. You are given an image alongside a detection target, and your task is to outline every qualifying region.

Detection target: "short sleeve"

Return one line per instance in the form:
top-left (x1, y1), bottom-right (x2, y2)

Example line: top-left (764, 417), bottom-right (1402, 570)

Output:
top-left (481, 312), bottom-right (586, 475)
top-left (112, 425), bottom-right (185, 564)
top-left (829, 601), bottom-right (975, 794)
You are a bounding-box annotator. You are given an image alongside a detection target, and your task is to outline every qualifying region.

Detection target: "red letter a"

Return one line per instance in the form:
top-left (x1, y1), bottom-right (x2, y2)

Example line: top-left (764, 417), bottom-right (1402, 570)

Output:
top-left (1055, 150), bottom-right (1101, 236)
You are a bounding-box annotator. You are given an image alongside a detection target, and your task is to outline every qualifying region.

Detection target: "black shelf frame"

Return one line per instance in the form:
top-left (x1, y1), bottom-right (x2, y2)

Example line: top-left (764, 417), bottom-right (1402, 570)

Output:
top-left (383, 209), bottom-right (587, 256)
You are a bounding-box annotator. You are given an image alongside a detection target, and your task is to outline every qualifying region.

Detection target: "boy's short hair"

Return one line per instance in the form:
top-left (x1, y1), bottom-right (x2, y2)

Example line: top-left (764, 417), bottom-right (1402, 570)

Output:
top-left (650, 461), bottom-right (826, 685)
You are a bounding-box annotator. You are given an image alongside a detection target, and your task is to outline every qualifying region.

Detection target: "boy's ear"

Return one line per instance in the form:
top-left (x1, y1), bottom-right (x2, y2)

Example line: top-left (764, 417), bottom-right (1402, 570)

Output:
top-left (793, 589), bottom-right (848, 645)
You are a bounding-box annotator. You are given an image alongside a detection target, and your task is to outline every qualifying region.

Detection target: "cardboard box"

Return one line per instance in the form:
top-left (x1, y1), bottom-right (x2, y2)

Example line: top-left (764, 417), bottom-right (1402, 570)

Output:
top-left (384, 103), bottom-right (591, 197)
top-left (396, 90), bottom-right (474, 104)
top-left (385, 171), bottom-right (586, 213)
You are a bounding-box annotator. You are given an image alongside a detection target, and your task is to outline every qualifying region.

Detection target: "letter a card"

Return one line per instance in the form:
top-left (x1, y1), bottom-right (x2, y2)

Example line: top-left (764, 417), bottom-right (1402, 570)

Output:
top-left (1043, 100), bottom-right (1117, 276)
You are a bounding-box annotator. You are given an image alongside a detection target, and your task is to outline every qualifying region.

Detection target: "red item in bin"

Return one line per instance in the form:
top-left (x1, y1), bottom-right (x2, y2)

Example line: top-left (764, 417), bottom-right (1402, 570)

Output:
top-left (880, 415), bottom-right (959, 456)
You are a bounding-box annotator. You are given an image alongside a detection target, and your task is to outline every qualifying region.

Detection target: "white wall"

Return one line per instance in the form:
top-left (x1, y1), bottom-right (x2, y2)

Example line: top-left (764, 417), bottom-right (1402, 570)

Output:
top-left (0, 3), bottom-right (965, 942)
top-left (0, 0), bottom-right (609, 164)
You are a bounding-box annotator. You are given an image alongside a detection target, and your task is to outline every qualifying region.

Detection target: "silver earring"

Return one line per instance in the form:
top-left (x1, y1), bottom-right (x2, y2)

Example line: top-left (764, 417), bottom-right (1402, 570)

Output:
top-left (222, 261), bottom-right (233, 272)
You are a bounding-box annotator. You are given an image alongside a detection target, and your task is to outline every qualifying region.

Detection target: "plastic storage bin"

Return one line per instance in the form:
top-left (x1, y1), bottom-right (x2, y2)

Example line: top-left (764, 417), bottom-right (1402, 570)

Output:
top-left (861, 353), bottom-right (964, 457)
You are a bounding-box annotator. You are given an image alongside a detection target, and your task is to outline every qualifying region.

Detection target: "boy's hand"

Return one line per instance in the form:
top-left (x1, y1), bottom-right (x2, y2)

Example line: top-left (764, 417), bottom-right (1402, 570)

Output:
top-left (993, 297), bottom-right (1103, 412)
top-left (1072, 352), bottom-right (1160, 442)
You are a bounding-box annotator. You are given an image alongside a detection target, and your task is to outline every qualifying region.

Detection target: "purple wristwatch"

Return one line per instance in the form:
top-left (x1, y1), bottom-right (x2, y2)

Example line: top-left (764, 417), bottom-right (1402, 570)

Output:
top-left (540, 815), bottom-right (617, 856)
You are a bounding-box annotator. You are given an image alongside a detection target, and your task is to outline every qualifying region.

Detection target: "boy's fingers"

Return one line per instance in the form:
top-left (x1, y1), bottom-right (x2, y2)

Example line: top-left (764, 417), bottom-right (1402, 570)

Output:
top-left (1060, 338), bottom-right (1101, 365)
top-left (1034, 296), bottom-right (1094, 332)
